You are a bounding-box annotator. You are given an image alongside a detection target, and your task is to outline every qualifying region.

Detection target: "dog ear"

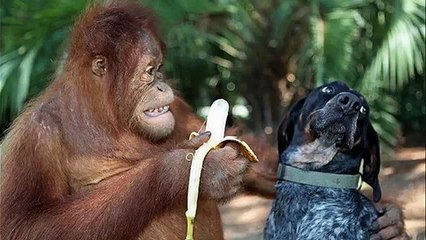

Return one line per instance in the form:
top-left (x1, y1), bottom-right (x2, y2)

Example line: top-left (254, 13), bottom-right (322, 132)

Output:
top-left (362, 122), bottom-right (382, 202)
top-left (277, 97), bottom-right (306, 155)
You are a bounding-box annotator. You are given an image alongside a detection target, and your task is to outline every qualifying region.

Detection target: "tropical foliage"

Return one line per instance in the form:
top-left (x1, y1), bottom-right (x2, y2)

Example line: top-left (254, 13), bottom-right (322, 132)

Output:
top-left (1, 0), bottom-right (425, 149)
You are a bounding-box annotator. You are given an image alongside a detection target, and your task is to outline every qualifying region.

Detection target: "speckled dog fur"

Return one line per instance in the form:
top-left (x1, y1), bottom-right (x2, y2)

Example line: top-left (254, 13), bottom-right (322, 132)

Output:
top-left (265, 181), bottom-right (378, 240)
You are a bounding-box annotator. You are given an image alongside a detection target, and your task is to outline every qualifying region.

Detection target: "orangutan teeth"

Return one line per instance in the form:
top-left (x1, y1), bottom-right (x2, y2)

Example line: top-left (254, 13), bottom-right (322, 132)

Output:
top-left (145, 105), bottom-right (170, 115)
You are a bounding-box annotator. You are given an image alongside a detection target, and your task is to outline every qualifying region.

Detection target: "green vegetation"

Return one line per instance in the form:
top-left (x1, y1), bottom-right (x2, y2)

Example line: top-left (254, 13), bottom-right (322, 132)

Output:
top-left (1, 0), bottom-right (425, 149)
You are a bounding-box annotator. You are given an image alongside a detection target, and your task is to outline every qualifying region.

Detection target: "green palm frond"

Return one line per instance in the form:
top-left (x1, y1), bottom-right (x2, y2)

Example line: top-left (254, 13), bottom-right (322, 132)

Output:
top-left (361, 0), bottom-right (425, 93)
top-left (14, 44), bottom-right (40, 112)
top-left (310, 0), bottom-right (325, 85)
top-left (0, 51), bottom-right (19, 93)
top-left (0, 0), bottom-right (86, 123)
top-left (322, 10), bottom-right (361, 83)
top-left (369, 94), bottom-right (401, 149)
top-left (270, 0), bottom-right (298, 43)
top-left (308, 0), bottom-right (371, 86)
top-left (319, 0), bottom-right (368, 10)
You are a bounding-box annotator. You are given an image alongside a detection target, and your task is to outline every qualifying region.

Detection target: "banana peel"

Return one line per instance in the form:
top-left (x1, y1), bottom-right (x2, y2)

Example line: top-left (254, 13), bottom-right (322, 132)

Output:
top-left (189, 132), bottom-right (258, 163)
top-left (185, 133), bottom-right (258, 240)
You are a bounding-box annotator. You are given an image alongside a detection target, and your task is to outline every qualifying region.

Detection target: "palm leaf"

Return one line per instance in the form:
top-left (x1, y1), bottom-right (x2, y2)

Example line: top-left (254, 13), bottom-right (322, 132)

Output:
top-left (270, 0), bottom-right (298, 43)
top-left (310, 0), bottom-right (325, 85)
top-left (322, 10), bottom-right (361, 83)
top-left (0, 0), bottom-right (86, 123)
top-left (361, 0), bottom-right (425, 93)
top-left (14, 45), bottom-right (40, 112)
top-left (0, 51), bottom-right (19, 93)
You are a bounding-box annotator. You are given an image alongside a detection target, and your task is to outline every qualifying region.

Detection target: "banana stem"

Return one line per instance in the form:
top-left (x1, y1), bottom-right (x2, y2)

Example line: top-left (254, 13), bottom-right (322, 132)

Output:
top-left (185, 216), bottom-right (194, 240)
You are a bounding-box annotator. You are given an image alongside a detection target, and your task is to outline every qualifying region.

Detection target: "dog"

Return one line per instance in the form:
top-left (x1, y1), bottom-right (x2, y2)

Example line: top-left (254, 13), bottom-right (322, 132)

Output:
top-left (264, 81), bottom-right (382, 240)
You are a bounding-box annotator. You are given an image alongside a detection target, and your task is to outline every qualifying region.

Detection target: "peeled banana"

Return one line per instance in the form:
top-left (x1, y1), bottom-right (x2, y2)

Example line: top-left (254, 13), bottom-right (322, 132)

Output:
top-left (185, 99), bottom-right (258, 240)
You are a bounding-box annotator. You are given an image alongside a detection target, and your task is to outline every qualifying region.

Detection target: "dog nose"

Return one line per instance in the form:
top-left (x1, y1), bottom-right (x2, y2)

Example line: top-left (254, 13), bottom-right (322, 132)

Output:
top-left (337, 93), bottom-right (361, 113)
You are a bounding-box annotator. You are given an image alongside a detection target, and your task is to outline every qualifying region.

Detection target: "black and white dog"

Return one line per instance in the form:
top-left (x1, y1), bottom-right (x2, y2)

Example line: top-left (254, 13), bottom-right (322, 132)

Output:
top-left (264, 81), bottom-right (382, 240)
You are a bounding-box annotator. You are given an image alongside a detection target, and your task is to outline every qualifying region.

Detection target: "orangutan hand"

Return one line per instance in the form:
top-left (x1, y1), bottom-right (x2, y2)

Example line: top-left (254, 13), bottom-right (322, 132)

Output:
top-left (370, 203), bottom-right (410, 240)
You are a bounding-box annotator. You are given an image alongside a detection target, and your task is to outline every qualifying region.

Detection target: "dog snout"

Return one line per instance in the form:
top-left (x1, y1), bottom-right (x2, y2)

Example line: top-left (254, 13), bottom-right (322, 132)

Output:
top-left (336, 93), bottom-right (361, 114)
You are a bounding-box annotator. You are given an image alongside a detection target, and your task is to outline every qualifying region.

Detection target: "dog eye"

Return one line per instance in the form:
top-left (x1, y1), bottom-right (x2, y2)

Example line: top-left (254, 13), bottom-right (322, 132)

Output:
top-left (321, 86), bottom-right (334, 94)
top-left (360, 106), bottom-right (367, 114)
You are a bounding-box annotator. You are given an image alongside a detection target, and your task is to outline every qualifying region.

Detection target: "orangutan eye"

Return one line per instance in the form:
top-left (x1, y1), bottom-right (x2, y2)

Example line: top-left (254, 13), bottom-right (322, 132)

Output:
top-left (146, 66), bottom-right (155, 76)
top-left (157, 64), bottom-right (163, 72)
top-left (360, 106), bottom-right (367, 114)
top-left (321, 86), bottom-right (334, 94)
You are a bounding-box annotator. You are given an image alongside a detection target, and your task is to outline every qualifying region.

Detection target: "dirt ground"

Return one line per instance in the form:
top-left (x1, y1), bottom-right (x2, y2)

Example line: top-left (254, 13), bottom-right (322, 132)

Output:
top-left (220, 147), bottom-right (426, 240)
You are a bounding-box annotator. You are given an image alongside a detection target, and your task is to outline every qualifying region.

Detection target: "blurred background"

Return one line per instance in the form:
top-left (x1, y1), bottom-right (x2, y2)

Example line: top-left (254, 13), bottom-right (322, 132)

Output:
top-left (0, 0), bottom-right (425, 239)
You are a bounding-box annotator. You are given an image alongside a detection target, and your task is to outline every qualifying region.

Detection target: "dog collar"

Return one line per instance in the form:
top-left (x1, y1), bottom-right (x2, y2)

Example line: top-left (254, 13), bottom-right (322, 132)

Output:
top-left (277, 163), bottom-right (363, 189)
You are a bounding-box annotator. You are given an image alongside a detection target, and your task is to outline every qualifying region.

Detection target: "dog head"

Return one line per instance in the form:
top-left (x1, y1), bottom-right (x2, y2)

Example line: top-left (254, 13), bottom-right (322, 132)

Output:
top-left (277, 81), bottom-right (381, 201)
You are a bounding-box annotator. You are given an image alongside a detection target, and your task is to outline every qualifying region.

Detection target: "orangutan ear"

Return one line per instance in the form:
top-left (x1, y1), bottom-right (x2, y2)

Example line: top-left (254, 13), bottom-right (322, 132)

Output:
top-left (92, 55), bottom-right (107, 77)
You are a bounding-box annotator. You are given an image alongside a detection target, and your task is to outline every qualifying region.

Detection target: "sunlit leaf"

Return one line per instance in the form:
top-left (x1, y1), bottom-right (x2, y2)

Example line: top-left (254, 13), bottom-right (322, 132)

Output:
top-left (0, 59), bottom-right (18, 93)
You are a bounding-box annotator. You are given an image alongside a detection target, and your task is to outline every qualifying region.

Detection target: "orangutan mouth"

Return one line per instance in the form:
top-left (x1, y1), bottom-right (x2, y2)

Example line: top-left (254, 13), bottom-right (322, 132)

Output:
top-left (144, 105), bottom-right (170, 117)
